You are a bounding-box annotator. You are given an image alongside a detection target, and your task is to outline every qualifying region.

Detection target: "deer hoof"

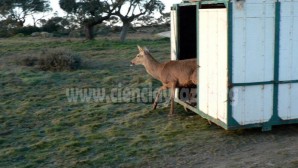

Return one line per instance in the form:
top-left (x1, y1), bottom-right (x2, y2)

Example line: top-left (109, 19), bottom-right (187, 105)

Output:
top-left (183, 105), bottom-right (189, 112)
top-left (207, 120), bottom-right (212, 125)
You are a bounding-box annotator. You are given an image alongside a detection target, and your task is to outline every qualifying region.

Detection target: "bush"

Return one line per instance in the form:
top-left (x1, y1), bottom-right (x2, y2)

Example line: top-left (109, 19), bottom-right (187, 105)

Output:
top-left (15, 26), bottom-right (42, 36)
top-left (39, 48), bottom-right (82, 71)
top-left (13, 33), bottom-right (25, 38)
top-left (18, 48), bottom-right (82, 71)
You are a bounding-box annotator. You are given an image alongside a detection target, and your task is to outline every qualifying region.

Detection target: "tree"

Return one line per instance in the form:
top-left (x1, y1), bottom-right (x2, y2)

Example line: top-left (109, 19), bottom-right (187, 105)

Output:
top-left (41, 16), bottom-right (65, 33)
top-left (59, 0), bottom-right (118, 40)
top-left (0, 18), bottom-right (20, 37)
top-left (133, 12), bottom-right (170, 27)
top-left (0, 0), bottom-right (51, 27)
top-left (31, 11), bottom-right (53, 27)
top-left (115, 0), bottom-right (165, 42)
top-left (0, 0), bottom-right (12, 20)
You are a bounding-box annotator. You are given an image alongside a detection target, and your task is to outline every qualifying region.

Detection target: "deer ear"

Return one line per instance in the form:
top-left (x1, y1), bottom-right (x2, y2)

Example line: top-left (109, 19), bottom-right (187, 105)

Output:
top-left (137, 45), bottom-right (143, 52)
top-left (143, 47), bottom-right (149, 53)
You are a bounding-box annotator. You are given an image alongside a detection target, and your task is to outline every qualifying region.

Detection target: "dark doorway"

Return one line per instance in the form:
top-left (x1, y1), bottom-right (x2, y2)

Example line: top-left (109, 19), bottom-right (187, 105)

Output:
top-left (178, 5), bottom-right (197, 60)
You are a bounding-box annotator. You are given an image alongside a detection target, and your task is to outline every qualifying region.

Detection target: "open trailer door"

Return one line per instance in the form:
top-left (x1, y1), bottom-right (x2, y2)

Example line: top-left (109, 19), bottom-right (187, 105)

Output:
top-left (171, 5), bottom-right (178, 61)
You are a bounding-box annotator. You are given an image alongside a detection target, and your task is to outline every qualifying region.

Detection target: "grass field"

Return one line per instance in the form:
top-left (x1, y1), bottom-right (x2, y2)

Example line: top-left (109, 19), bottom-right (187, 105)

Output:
top-left (1, 35), bottom-right (298, 167)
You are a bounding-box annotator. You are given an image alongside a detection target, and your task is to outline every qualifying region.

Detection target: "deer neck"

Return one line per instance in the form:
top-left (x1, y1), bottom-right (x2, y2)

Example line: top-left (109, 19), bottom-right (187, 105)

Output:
top-left (143, 54), bottom-right (161, 80)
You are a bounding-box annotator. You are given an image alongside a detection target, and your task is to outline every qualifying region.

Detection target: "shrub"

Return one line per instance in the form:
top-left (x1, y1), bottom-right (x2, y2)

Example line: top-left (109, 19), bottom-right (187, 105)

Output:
top-left (13, 33), bottom-right (25, 38)
top-left (18, 48), bottom-right (82, 71)
top-left (38, 48), bottom-right (82, 71)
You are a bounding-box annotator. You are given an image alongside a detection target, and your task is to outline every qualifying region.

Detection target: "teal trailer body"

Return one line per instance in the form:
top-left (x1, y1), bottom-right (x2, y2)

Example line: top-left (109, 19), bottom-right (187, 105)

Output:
top-left (171, 0), bottom-right (298, 131)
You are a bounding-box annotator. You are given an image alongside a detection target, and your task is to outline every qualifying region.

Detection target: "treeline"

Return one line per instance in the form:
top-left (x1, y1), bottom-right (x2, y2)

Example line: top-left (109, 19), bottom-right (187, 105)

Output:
top-left (0, 0), bottom-right (170, 41)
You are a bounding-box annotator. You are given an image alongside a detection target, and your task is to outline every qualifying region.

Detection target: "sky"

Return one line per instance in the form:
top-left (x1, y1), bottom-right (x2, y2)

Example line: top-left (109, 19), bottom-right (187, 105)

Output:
top-left (26, 0), bottom-right (182, 25)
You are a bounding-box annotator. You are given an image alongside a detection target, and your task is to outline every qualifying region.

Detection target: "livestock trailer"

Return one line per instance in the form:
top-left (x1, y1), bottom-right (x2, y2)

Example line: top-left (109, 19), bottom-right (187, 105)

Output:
top-left (171, 0), bottom-right (298, 131)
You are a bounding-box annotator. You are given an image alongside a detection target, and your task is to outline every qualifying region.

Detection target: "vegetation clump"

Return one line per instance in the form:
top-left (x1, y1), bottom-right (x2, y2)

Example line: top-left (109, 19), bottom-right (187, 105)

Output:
top-left (19, 48), bottom-right (82, 71)
top-left (38, 48), bottom-right (82, 71)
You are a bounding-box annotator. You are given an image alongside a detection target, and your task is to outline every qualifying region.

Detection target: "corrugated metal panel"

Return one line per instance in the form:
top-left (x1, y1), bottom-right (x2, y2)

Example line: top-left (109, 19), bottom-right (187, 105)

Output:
top-left (232, 0), bottom-right (275, 125)
top-left (232, 85), bottom-right (273, 125)
top-left (279, 84), bottom-right (298, 120)
top-left (232, 1), bottom-right (275, 83)
top-left (278, 0), bottom-right (298, 120)
top-left (231, 1), bottom-right (275, 125)
top-left (171, 10), bottom-right (178, 61)
top-left (279, 0), bottom-right (298, 81)
top-left (199, 9), bottom-right (228, 123)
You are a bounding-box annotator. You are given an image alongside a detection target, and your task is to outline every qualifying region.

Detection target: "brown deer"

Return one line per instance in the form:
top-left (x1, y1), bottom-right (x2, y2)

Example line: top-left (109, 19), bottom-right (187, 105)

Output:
top-left (130, 46), bottom-right (198, 115)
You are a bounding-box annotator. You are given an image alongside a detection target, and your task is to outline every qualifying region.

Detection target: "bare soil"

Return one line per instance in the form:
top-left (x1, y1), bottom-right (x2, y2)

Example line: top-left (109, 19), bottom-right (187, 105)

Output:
top-left (148, 124), bottom-right (298, 168)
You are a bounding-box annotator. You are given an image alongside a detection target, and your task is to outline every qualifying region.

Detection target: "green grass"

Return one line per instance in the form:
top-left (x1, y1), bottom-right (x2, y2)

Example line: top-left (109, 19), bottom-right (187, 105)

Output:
top-left (1, 36), bottom-right (297, 167)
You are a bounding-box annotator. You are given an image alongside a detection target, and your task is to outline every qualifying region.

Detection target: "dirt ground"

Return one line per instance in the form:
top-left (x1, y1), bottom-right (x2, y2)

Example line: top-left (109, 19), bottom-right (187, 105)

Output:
top-left (146, 124), bottom-right (298, 168)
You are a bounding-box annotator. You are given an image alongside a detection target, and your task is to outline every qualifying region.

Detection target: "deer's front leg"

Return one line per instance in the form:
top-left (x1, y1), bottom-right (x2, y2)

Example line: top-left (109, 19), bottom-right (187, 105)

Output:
top-left (153, 86), bottom-right (166, 110)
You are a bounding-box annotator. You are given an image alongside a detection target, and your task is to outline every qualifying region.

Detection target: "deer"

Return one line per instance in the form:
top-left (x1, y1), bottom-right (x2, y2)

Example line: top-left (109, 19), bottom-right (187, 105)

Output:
top-left (130, 46), bottom-right (198, 115)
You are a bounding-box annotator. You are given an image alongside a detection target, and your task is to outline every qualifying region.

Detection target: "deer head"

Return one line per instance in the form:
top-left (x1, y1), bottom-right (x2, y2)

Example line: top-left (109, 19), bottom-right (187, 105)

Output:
top-left (130, 45), bottom-right (150, 66)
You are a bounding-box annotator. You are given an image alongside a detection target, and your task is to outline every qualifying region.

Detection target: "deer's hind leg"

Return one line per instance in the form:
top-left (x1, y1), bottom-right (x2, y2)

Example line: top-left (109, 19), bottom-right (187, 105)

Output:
top-left (169, 82), bottom-right (177, 116)
top-left (191, 69), bottom-right (198, 84)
